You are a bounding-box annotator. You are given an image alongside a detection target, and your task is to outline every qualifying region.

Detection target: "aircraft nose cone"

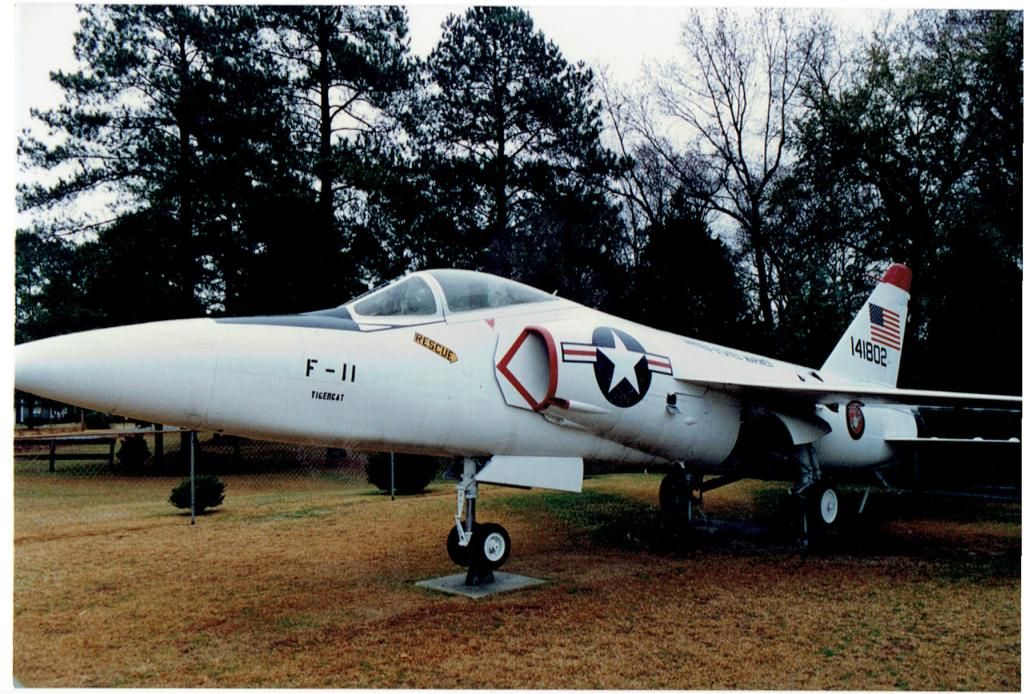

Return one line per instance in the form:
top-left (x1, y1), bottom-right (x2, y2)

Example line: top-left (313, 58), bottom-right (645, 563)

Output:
top-left (15, 333), bottom-right (126, 412)
top-left (14, 319), bottom-right (220, 428)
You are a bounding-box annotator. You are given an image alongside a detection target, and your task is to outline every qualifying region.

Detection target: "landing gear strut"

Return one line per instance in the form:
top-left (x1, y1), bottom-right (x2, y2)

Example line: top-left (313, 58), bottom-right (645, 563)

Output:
top-left (447, 458), bottom-right (510, 585)
top-left (659, 463), bottom-right (698, 531)
top-left (792, 445), bottom-right (840, 547)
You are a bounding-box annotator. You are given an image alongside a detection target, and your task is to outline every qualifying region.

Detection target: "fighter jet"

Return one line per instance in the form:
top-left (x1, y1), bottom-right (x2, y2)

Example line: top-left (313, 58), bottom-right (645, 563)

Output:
top-left (14, 264), bottom-right (1021, 574)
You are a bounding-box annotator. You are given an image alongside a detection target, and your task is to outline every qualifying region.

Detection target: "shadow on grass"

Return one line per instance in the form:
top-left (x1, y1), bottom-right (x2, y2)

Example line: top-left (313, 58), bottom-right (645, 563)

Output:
top-left (171, 508), bottom-right (224, 518)
top-left (815, 491), bottom-right (1021, 576)
top-left (357, 485), bottom-right (450, 498)
top-left (497, 483), bottom-right (1021, 579)
top-left (498, 490), bottom-right (694, 555)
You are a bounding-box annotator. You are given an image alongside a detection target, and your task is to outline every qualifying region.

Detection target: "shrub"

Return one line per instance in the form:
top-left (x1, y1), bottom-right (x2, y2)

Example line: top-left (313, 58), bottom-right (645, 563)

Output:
top-left (116, 435), bottom-right (150, 470)
top-left (169, 475), bottom-right (226, 514)
top-left (325, 447), bottom-right (347, 466)
top-left (366, 453), bottom-right (439, 495)
top-left (83, 411), bottom-right (111, 429)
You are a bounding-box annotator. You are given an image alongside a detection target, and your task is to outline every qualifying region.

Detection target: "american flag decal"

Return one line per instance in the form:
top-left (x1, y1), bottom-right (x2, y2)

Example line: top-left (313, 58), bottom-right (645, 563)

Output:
top-left (869, 303), bottom-right (901, 350)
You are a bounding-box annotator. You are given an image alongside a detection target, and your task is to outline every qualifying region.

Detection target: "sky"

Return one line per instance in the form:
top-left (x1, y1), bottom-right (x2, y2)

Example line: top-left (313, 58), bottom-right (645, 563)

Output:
top-left (11, 2), bottom-right (910, 254)
top-left (14, 3), bottom-right (900, 137)
top-left (8, 3), bottom-right (720, 234)
top-left (13, 3), bottom-right (702, 134)
top-left (5, 2), bottom-right (901, 336)
top-left (11, 2), bottom-right (906, 232)
top-left (12, 3), bottom-right (714, 229)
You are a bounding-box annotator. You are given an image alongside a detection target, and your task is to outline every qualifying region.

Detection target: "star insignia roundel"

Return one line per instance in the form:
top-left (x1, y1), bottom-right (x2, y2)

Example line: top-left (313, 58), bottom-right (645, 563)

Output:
top-left (561, 327), bottom-right (673, 408)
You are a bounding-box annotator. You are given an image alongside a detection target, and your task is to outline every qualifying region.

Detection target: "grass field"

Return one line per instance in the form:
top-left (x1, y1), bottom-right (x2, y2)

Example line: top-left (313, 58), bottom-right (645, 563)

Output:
top-left (13, 472), bottom-right (1021, 689)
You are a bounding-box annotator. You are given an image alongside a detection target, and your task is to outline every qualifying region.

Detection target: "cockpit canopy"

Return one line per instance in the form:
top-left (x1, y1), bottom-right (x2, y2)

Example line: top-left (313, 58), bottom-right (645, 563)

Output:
top-left (347, 269), bottom-right (557, 318)
top-left (350, 275), bottom-right (438, 317)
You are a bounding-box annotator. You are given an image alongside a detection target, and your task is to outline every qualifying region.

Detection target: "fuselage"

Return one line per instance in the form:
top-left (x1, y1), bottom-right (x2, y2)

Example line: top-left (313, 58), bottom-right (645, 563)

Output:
top-left (14, 269), bottom-right (916, 473)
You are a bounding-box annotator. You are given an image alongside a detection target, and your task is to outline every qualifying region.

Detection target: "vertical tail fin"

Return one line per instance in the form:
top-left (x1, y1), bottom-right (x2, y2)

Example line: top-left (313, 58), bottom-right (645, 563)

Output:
top-left (821, 264), bottom-right (912, 387)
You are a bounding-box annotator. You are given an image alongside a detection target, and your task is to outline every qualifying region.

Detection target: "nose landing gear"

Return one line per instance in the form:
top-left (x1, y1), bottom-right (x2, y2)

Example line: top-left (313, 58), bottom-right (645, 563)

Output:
top-left (447, 458), bottom-right (510, 585)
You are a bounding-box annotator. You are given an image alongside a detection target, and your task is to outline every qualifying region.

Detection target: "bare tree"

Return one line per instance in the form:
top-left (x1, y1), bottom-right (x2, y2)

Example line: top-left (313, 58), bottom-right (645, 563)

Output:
top-left (652, 9), bottom-right (829, 327)
top-left (597, 69), bottom-right (715, 271)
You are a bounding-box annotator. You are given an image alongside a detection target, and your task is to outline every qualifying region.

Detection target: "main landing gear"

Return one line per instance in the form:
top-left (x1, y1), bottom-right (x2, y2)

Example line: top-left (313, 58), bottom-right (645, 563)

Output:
top-left (658, 448), bottom-right (846, 550)
top-left (659, 463), bottom-right (698, 531)
top-left (792, 444), bottom-right (841, 548)
top-left (447, 458), bottom-right (510, 586)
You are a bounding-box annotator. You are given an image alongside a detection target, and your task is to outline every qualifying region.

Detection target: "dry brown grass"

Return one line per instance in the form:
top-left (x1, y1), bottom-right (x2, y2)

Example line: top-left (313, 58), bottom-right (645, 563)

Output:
top-left (14, 472), bottom-right (1020, 689)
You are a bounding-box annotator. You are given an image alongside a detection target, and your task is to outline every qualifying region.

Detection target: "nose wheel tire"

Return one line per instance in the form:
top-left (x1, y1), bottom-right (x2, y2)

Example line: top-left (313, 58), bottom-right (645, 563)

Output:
top-left (446, 525), bottom-right (472, 567)
top-left (447, 523), bottom-right (511, 569)
top-left (471, 523), bottom-right (511, 569)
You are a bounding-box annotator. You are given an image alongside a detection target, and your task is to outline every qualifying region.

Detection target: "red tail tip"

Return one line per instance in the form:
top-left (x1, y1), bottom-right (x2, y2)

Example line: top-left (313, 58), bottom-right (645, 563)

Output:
top-left (882, 263), bottom-right (912, 292)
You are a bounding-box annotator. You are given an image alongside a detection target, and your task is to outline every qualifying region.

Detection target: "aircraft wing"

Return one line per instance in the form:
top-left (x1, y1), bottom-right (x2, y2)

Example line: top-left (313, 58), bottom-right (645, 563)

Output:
top-left (885, 436), bottom-right (1021, 445)
top-left (676, 375), bottom-right (1022, 411)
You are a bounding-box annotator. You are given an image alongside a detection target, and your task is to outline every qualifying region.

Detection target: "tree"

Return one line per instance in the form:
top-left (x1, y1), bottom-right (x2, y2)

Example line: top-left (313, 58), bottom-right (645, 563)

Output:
top-left (82, 210), bottom-right (212, 326)
top-left (19, 5), bottom-right (221, 315)
top-left (169, 475), bottom-right (225, 514)
top-left (15, 229), bottom-right (94, 343)
top-left (17, 6), bottom-right (404, 323)
top-left (756, 169), bottom-right (880, 365)
top-left (264, 6), bottom-right (412, 297)
top-left (597, 71), bottom-right (750, 346)
top-left (598, 71), bottom-right (680, 273)
top-left (626, 198), bottom-right (749, 346)
top-left (651, 9), bottom-right (831, 328)
top-left (412, 6), bottom-right (624, 299)
top-left (15, 209), bottom-right (204, 343)
top-left (795, 10), bottom-right (1022, 391)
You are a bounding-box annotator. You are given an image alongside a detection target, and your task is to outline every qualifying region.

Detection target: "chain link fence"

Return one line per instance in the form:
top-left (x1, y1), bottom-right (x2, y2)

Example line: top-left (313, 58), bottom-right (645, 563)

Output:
top-left (15, 408), bottom-right (1020, 502)
top-left (13, 426), bottom-right (461, 493)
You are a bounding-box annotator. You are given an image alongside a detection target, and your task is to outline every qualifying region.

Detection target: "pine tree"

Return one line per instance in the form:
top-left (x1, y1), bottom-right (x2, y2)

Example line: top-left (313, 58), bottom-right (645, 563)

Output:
top-left (413, 6), bottom-right (624, 297)
top-left (18, 5), bottom-right (222, 314)
top-left (263, 6), bottom-right (413, 297)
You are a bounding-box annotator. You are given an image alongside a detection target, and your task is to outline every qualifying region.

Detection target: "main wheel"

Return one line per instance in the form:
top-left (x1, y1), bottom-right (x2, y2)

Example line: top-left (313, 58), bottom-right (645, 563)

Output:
top-left (471, 522), bottom-right (511, 569)
top-left (446, 525), bottom-right (472, 567)
top-left (659, 468), bottom-right (696, 525)
top-left (810, 483), bottom-right (840, 528)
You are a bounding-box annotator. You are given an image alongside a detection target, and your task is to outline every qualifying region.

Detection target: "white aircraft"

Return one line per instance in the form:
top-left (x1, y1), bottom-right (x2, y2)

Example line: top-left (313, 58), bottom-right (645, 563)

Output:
top-left (14, 264), bottom-right (1021, 576)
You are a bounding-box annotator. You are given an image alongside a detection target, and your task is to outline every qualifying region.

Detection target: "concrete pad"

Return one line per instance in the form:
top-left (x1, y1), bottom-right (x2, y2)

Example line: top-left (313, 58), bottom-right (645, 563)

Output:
top-left (416, 571), bottom-right (546, 599)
